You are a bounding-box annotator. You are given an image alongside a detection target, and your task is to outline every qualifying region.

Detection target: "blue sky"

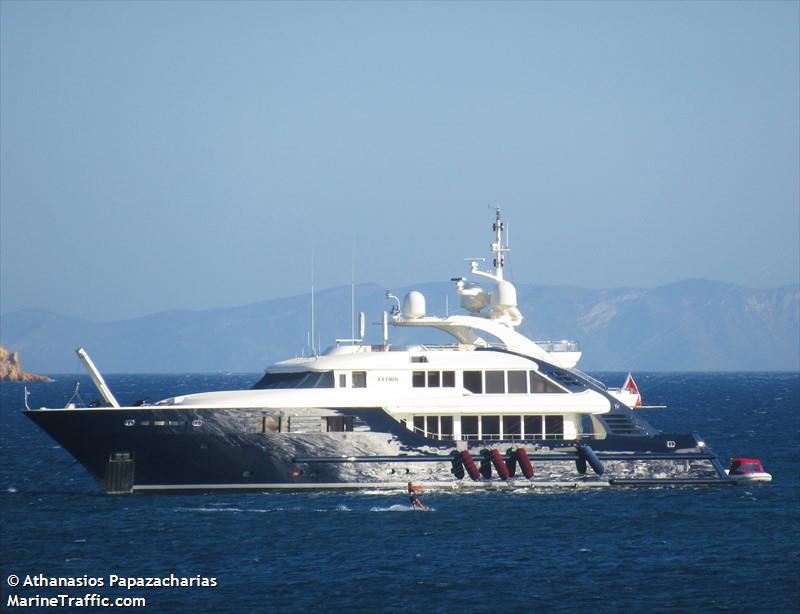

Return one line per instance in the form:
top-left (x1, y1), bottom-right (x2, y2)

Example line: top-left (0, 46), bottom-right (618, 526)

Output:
top-left (2, 1), bottom-right (798, 321)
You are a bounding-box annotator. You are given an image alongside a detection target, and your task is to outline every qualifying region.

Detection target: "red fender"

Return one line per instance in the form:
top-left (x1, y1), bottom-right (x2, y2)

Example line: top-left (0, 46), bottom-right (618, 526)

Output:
top-left (516, 447), bottom-right (534, 479)
top-left (460, 450), bottom-right (481, 480)
top-left (490, 449), bottom-right (510, 480)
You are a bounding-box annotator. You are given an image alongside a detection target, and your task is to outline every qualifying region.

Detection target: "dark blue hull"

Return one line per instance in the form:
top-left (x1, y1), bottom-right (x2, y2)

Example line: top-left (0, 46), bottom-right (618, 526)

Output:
top-left (25, 405), bottom-right (731, 493)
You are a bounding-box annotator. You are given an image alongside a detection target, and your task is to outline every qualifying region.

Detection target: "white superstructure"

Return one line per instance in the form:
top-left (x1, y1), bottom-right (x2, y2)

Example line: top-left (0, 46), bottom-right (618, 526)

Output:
top-left (158, 208), bottom-right (610, 442)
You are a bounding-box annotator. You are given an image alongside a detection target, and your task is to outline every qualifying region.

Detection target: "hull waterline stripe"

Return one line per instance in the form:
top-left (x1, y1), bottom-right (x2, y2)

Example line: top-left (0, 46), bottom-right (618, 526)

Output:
top-left (130, 477), bottom-right (732, 492)
top-left (292, 453), bottom-right (719, 464)
top-left (131, 480), bottom-right (614, 491)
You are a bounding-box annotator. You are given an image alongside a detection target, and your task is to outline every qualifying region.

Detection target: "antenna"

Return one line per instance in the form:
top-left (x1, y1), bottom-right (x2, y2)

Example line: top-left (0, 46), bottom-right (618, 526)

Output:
top-left (351, 237), bottom-right (356, 346)
top-left (491, 206), bottom-right (509, 280)
top-left (310, 242), bottom-right (317, 356)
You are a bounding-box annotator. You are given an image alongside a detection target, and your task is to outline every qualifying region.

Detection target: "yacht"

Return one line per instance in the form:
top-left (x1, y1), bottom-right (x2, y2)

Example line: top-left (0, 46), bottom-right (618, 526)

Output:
top-left (26, 209), bottom-right (743, 493)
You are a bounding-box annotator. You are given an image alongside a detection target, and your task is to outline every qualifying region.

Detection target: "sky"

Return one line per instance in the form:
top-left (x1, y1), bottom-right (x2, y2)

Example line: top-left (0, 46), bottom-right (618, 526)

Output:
top-left (1, 1), bottom-right (798, 322)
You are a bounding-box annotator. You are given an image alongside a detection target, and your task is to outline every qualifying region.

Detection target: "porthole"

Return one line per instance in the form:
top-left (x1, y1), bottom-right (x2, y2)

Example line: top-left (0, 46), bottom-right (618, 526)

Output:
top-left (123, 419), bottom-right (135, 427)
top-left (192, 419), bottom-right (203, 427)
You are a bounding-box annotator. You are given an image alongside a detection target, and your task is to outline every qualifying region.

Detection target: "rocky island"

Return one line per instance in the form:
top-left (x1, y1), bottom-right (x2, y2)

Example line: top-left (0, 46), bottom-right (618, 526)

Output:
top-left (0, 345), bottom-right (49, 382)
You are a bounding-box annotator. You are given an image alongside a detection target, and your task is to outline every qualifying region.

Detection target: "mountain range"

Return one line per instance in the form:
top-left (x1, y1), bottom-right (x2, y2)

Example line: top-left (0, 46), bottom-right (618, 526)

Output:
top-left (1, 279), bottom-right (798, 374)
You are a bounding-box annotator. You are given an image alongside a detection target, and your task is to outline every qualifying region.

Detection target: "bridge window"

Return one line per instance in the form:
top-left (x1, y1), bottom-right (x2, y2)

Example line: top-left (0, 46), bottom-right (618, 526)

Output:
top-left (485, 371), bottom-right (505, 394)
top-left (412, 371), bottom-right (426, 387)
top-left (530, 371), bottom-right (566, 394)
top-left (464, 371), bottom-right (483, 393)
top-left (508, 370), bottom-right (527, 394)
top-left (252, 371), bottom-right (335, 390)
top-left (427, 371), bottom-right (440, 387)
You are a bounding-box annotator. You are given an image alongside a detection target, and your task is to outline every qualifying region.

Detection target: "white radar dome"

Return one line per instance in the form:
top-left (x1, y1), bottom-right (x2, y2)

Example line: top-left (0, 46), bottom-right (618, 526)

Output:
top-left (402, 291), bottom-right (426, 319)
top-left (491, 280), bottom-right (518, 309)
top-left (459, 282), bottom-right (491, 314)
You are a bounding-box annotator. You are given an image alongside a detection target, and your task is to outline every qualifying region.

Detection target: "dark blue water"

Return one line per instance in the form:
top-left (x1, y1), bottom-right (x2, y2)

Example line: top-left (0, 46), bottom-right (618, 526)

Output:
top-left (1, 373), bottom-right (798, 612)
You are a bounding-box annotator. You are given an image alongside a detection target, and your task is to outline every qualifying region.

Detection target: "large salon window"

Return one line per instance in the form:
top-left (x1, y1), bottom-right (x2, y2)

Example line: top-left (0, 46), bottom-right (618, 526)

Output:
top-left (406, 415), bottom-right (455, 440)
top-left (524, 415), bottom-right (543, 439)
top-left (463, 371), bottom-right (483, 394)
top-left (503, 415), bottom-right (521, 438)
top-left (545, 416), bottom-right (564, 438)
top-left (426, 416), bottom-right (440, 438)
top-left (481, 415), bottom-right (500, 439)
top-left (461, 416), bottom-right (479, 438)
top-left (440, 416), bottom-right (454, 440)
top-left (508, 370), bottom-right (527, 394)
top-left (252, 371), bottom-right (334, 390)
top-left (485, 371), bottom-right (505, 394)
top-left (442, 371), bottom-right (455, 387)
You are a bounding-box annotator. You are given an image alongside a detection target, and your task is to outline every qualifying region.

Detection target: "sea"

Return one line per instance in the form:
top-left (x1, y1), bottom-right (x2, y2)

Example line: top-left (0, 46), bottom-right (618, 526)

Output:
top-left (1, 372), bottom-right (798, 613)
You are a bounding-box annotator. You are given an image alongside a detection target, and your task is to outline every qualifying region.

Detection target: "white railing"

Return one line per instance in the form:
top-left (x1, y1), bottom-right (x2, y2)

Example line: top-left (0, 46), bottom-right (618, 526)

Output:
top-left (535, 340), bottom-right (581, 353)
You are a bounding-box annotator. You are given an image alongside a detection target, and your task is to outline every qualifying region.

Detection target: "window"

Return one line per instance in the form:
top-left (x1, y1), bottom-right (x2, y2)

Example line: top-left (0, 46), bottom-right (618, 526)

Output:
top-left (485, 371), bottom-right (505, 394)
top-left (413, 416), bottom-right (425, 433)
top-left (440, 416), bottom-right (454, 440)
top-left (412, 371), bottom-right (426, 388)
top-left (545, 416), bottom-right (564, 438)
top-left (411, 356), bottom-right (428, 363)
top-left (252, 371), bottom-right (335, 390)
top-left (352, 371), bottom-right (366, 388)
top-left (339, 374), bottom-right (346, 388)
top-left (503, 415), bottom-right (521, 438)
top-left (580, 414), bottom-right (593, 437)
top-left (325, 416), bottom-right (354, 432)
top-left (442, 371), bottom-right (455, 387)
top-left (427, 371), bottom-right (440, 387)
top-left (461, 416), bottom-right (479, 438)
top-left (529, 371), bottom-right (565, 394)
top-left (261, 416), bottom-right (280, 433)
top-left (524, 415), bottom-right (543, 439)
top-left (426, 416), bottom-right (439, 438)
top-left (481, 416), bottom-right (500, 439)
top-left (508, 371), bottom-right (527, 394)
top-left (464, 371), bottom-right (483, 393)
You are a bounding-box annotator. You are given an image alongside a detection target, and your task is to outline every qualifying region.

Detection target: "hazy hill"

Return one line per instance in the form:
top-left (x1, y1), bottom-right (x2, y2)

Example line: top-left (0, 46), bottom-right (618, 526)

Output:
top-left (1, 280), bottom-right (797, 373)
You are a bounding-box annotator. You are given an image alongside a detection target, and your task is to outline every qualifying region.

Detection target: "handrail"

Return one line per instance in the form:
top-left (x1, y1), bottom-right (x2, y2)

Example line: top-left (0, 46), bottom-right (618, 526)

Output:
top-left (570, 368), bottom-right (608, 390)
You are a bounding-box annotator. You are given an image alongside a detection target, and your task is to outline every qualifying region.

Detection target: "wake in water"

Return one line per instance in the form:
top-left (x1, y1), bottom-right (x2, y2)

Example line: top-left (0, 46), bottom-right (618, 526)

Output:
top-left (369, 504), bottom-right (435, 512)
